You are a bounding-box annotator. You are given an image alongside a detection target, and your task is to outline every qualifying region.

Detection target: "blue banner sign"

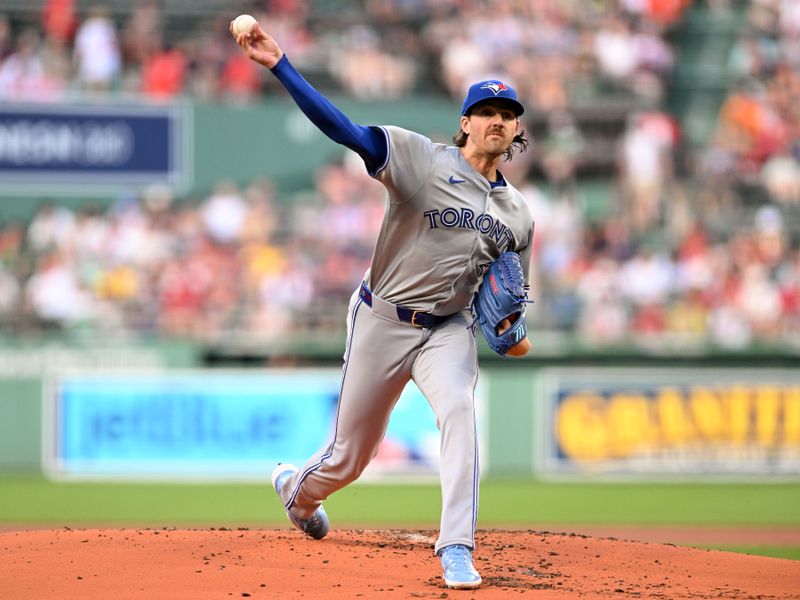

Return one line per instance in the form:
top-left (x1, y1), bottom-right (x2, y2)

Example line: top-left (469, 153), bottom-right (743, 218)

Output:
top-left (45, 370), bottom-right (447, 480)
top-left (0, 102), bottom-right (189, 194)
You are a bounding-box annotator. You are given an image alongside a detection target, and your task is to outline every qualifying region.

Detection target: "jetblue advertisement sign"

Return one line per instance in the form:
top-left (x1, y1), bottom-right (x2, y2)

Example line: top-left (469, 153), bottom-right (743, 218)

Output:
top-left (0, 102), bottom-right (190, 194)
top-left (44, 370), bottom-right (466, 481)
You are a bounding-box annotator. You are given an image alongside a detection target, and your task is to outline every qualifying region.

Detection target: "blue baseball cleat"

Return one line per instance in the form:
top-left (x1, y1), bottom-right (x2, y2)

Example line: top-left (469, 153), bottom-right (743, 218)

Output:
top-left (439, 544), bottom-right (482, 589)
top-left (271, 463), bottom-right (329, 540)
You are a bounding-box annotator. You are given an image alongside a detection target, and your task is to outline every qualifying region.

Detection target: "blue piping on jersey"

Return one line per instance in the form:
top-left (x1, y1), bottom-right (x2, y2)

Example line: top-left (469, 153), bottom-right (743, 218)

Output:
top-left (286, 296), bottom-right (364, 511)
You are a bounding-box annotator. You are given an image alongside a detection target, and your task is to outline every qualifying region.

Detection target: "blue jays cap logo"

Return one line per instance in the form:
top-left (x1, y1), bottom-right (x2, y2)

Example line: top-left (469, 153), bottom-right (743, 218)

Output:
top-left (461, 79), bottom-right (525, 116)
top-left (480, 81), bottom-right (510, 95)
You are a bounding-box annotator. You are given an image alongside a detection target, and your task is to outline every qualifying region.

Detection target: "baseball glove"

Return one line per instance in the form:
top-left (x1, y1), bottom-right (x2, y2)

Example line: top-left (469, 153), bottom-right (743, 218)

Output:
top-left (473, 251), bottom-right (530, 356)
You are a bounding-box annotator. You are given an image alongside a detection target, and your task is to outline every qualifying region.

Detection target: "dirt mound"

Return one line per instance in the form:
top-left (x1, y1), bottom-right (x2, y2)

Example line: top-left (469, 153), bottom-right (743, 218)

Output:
top-left (2, 528), bottom-right (798, 599)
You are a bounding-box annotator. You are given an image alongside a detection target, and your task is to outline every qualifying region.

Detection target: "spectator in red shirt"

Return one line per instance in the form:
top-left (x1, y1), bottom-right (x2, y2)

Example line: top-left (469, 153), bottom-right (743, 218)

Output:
top-left (141, 43), bottom-right (186, 98)
top-left (42, 0), bottom-right (77, 44)
top-left (220, 52), bottom-right (261, 101)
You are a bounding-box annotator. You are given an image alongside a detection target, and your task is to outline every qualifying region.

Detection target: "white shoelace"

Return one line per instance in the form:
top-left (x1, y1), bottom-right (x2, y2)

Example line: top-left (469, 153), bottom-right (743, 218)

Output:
top-left (442, 545), bottom-right (474, 571)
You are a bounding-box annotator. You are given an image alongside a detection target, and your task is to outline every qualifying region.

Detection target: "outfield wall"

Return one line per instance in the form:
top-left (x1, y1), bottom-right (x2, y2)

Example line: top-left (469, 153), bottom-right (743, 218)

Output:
top-left (2, 360), bottom-right (798, 479)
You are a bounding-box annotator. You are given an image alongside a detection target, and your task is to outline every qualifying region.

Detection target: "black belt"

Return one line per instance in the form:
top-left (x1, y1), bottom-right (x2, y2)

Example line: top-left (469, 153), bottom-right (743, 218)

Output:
top-left (359, 282), bottom-right (450, 328)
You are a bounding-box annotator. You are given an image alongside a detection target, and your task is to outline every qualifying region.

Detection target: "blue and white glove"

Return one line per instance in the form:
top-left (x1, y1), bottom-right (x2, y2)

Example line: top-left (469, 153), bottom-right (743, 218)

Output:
top-left (473, 252), bottom-right (530, 356)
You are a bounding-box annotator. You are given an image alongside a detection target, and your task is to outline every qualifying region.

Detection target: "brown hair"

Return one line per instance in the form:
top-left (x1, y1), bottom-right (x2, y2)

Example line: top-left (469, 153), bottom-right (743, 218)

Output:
top-left (452, 128), bottom-right (529, 161)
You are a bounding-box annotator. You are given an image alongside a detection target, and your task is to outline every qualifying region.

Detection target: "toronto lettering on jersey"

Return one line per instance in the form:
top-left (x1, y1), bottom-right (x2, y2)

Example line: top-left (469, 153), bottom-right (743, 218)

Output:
top-left (423, 208), bottom-right (513, 248)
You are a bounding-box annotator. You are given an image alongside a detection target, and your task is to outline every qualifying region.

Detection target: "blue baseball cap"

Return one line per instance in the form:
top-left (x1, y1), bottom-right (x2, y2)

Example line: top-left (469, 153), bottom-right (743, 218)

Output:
top-left (461, 80), bottom-right (525, 116)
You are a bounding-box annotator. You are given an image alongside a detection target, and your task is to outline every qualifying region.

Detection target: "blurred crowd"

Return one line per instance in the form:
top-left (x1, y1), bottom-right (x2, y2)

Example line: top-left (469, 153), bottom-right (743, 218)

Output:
top-left (0, 0), bottom-right (685, 107)
top-left (0, 167), bottom-right (385, 343)
top-left (1, 0), bottom-right (798, 351)
top-left (702, 0), bottom-right (800, 207)
top-left (527, 179), bottom-right (799, 350)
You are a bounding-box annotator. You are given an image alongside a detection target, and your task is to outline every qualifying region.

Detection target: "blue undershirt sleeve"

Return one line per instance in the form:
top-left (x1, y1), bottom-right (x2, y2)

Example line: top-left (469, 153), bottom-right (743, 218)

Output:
top-left (271, 55), bottom-right (388, 175)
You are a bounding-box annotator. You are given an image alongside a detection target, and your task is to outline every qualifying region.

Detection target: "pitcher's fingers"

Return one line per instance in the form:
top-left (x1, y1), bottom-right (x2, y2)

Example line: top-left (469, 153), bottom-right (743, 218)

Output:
top-left (497, 318), bottom-right (511, 335)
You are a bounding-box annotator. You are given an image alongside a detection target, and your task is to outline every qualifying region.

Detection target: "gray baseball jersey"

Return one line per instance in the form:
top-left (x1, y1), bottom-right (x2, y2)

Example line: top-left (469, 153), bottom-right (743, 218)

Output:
top-left (276, 126), bottom-right (534, 554)
top-left (369, 126), bottom-right (533, 312)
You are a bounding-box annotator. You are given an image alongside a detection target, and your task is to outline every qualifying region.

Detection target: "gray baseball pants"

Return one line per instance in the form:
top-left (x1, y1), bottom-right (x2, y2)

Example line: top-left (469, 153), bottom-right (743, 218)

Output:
top-left (276, 286), bottom-right (480, 553)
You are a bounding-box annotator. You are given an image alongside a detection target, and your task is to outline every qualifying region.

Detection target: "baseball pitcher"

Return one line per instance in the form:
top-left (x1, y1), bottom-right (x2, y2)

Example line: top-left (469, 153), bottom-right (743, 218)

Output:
top-left (232, 18), bottom-right (534, 590)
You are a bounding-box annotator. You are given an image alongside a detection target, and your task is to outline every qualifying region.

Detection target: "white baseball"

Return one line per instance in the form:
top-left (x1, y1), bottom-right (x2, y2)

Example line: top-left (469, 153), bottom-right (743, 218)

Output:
top-left (232, 14), bottom-right (258, 36)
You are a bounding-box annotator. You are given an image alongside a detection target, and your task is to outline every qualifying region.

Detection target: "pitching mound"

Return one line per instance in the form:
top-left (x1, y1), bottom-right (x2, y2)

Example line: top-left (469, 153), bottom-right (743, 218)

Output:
top-left (2, 528), bottom-right (798, 598)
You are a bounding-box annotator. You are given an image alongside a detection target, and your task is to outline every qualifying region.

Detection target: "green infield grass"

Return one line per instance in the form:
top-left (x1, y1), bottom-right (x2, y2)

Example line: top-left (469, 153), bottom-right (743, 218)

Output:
top-left (1, 475), bottom-right (798, 526)
top-left (695, 546), bottom-right (800, 561)
top-left (1, 475), bottom-right (798, 560)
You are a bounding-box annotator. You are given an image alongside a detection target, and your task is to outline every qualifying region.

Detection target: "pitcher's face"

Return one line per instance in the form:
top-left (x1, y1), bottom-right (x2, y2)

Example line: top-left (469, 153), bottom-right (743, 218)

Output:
top-left (460, 101), bottom-right (520, 158)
